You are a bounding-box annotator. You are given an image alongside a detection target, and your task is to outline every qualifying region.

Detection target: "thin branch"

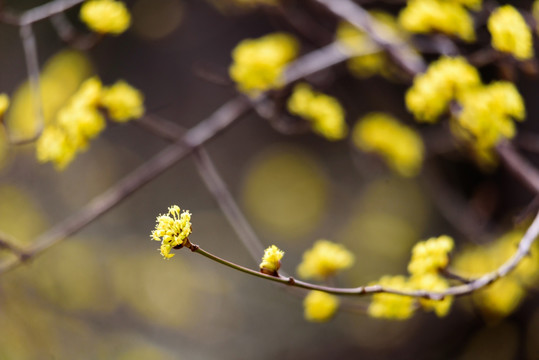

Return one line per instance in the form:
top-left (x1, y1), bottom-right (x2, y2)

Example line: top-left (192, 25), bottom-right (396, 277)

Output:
top-left (0, 97), bottom-right (250, 275)
top-left (189, 209), bottom-right (539, 300)
top-left (497, 141), bottom-right (539, 195)
top-left (19, 0), bottom-right (85, 26)
top-left (313, 0), bottom-right (426, 77)
top-left (15, 23), bottom-right (44, 144)
top-left (0, 232), bottom-right (28, 259)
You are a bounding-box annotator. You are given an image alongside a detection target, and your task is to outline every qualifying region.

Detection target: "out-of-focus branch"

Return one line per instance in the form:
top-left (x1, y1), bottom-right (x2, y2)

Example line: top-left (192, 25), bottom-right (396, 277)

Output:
top-left (0, 0), bottom-right (86, 26)
top-left (313, 0), bottom-right (426, 76)
top-left (0, 96), bottom-right (250, 275)
top-left (137, 115), bottom-right (267, 266)
top-left (497, 141), bottom-right (539, 195)
top-left (0, 232), bottom-right (28, 260)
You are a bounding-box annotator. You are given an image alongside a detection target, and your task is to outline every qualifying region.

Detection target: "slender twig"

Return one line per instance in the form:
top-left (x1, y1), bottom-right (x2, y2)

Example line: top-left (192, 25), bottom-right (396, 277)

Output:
top-left (497, 141), bottom-right (539, 195)
top-left (0, 97), bottom-right (250, 274)
top-left (440, 268), bottom-right (473, 284)
top-left (14, 23), bottom-right (44, 144)
top-left (50, 13), bottom-right (102, 50)
top-left (0, 232), bottom-right (28, 259)
top-left (188, 209), bottom-right (539, 300)
top-left (313, 0), bottom-right (426, 76)
top-left (19, 0), bottom-right (85, 26)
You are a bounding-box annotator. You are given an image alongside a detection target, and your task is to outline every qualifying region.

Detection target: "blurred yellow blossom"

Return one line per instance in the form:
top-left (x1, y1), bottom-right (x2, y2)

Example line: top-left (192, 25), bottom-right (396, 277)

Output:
top-left (408, 235), bottom-right (454, 276)
top-left (80, 0), bottom-right (131, 35)
top-left (101, 80), bottom-right (145, 122)
top-left (0, 93), bottom-right (9, 117)
top-left (406, 56), bottom-right (480, 123)
top-left (368, 275), bottom-right (415, 320)
top-left (303, 290), bottom-right (339, 322)
top-left (287, 83), bottom-right (348, 141)
top-left (488, 5), bottom-right (533, 60)
top-left (411, 273), bottom-right (453, 317)
top-left (259, 245), bottom-right (284, 275)
top-left (151, 205), bottom-right (192, 259)
top-left (533, 1), bottom-right (539, 34)
top-left (352, 112), bottom-right (424, 177)
top-left (399, 0), bottom-right (475, 42)
top-left (297, 239), bottom-right (354, 280)
top-left (454, 82), bottom-right (525, 161)
top-left (453, 229), bottom-right (539, 318)
top-left (229, 32), bottom-right (298, 96)
top-left (336, 12), bottom-right (406, 79)
top-left (36, 77), bottom-right (107, 169)
top-left (36, 125), bottom-right (77, 170)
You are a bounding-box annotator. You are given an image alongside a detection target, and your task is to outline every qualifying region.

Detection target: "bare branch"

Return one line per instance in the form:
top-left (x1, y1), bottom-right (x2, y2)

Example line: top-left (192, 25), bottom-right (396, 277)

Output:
top-left (20, 0), bottom-right (85, 26)
top-left (313, 0), bottom-right (426, 76)
top-left (497, 141), bottom-right (539, 195)
top-left (0, 96), bottom-right (250, 274)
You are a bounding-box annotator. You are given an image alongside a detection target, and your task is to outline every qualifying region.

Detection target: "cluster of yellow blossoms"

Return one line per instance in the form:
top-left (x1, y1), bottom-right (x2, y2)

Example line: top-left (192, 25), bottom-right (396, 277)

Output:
top-left (297, 240), bottom-right (354, 322)
top-left (398, 0), bottom-right (476, 42)
top-left (0, 93), bottom-right (9, 117)
top-left (151, 205), bottom-right (193, 259)
top-left (368, 235), bottom-right (455, 320)
top-left (406, 56), bottom-right (525, 163)
top-left (297, 239), bottom-right (355, 281)
top-left (406, 56), bottom-right (481, 123)
top-left (36, 77), bottom-right (144, 169)
top-left (287, 83), bottom-right (348, 141)
top-left (303, 290), bottom-right (339, 323)
top-left (454, 229), bottom-right (539, 318)
top-left (336, 11), bottom-right (405, 80)
top-left (488, 5), bottom-right (533, 60)
top-left (229, 32), bottom-right (299, 96)
top-left (352, 112), bottom-right (424, 177)
top-left (259, 245), bottom-right (285, 276)
top-left (80, 0), bottom-right (131, 35)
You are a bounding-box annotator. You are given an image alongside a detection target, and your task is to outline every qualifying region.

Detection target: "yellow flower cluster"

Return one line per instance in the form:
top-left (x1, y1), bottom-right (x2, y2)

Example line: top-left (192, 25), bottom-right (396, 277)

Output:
top-left (406, 56), bottom-right (480, 123)
top-left (352, 112), bottom-right (424, 177)
top-left (259, 245), bottom-right (284, 275)
top-left (488, 5), bottom-right (533, 60)
top-left (297, 239), bottom-right (354, 281)
top-left (100, 81), bottom-right (145, 122)
top-left (36, 77), bottom-right (145, 169)
top-left (80, 0), bottom-right (131, 35)
top-left (454, 82), bottom-right (525, 159)
top-left (287, 83), bottom-right (348, 141)
top-left (408, 235), bottom-right (454, 275)
top-left (0, 93), bottom-right (9, 117)
top-left (336, 12), bottom-right (405, 79)
top-left (151, 205), bottom-right (192, 259)
top-left (398, 0), bottom-right (475, 42)
top-left (368, 275), bottom-right (416, 320)
top-left (453, 229), bottom-right (539, 318)
top-left (369, 235), bottom-right (455, 320)
top-left (303, 290), bottom-right (339, 322)
top-left (533, 1), bottom-right (539, 34)
top-left (410, 273), bottom-right (452, 317)
top-left (229, 32), bottom-right (299, 96)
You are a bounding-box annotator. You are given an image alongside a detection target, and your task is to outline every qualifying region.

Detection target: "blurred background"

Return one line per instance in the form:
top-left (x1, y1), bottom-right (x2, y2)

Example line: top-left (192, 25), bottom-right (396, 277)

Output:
top-left (0, 0), bottom-right (539, 359)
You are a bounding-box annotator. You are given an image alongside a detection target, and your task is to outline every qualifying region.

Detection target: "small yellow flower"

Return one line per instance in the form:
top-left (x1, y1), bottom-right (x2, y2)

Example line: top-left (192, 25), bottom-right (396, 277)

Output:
top-left (287, 83), bottom-right (348, 141)
top-left (297, 239), bottom-right (354, 280)
top-left (410, 273), bottom-right (453, 317)
top-left (368, 275), bottom-right (415, 320)
top-left (303, 290), bottom-right (339, 322)
top-left (100, 80), bottom-right (145, 122)
top-left (151, 205), bottom-right (192, 259)
top-left (488, 5), bottom-right (533, 60)
top-left (399, 0), bottom-right (475, 42)
top-left (453, 81), bottom-right (525, 162)
top-left (80, 0), bottom-right (131, 35)
top-left (0, 93), bottom-right (9, 117)
top-left (36, 125), bottom-right (77, 170)
top-left (352, 112), bottom-right (424, 177)
top-left (408, 235), bottom-right (454, 276)
top-left (229, 32), bottom-right (299, 96)
top-left (406, 56), bottom-right (480, 123)
top-left (259, 245), bottom-right (284, 275)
